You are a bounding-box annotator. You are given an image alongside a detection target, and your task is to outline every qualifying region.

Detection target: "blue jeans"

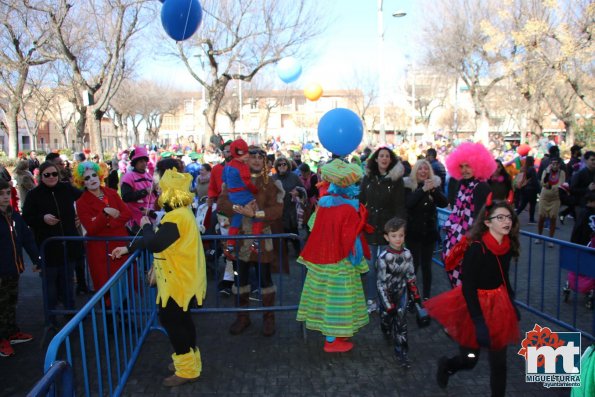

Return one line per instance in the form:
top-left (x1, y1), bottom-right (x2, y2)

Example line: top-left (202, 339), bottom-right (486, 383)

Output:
top-left (365, 244), bottom-right (386, 303)
top-left (44, 261), bottom-right (76, 312)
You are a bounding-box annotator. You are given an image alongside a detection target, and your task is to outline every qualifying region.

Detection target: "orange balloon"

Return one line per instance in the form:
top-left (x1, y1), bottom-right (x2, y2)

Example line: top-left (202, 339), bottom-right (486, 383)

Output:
top-left (304, 83), bottom-right (323, 101)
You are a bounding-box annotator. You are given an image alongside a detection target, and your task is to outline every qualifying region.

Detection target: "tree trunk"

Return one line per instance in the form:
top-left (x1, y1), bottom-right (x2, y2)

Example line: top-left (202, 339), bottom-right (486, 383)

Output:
top-left (132, 126), bottom-right (140, 145)
top-left (90, 109), bottom-right (105, 155)
top-left (205, 77), bottom-right (231, 145)
top-left (474, 109), bottom-right (490, 146)
top-left (6, 103), bottom-right (20, 158)
top-left (60, 127), bottom-right (68, 149)
top-left (75, 108), bottom-right (87, 151)
top-left (563, 120), bottom-right (574, 145)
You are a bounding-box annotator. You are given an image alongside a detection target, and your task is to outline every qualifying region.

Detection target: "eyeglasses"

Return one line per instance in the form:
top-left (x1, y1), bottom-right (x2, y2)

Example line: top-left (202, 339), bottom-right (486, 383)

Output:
top-left (43, 172), bottom-right (59, 178)
top-left (488, 214), bottom-right (513, 222)
top-left (84, 173), bottom-right (98, 181)
top-left (278, 163), bottom-right (288, 167)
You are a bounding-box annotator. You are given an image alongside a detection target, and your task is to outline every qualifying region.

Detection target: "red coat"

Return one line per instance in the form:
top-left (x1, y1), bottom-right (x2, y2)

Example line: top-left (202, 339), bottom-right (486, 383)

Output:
top-left (76, 188), bottom-right (132, 292)
top-left (300, 202), bottom-right (371, 264)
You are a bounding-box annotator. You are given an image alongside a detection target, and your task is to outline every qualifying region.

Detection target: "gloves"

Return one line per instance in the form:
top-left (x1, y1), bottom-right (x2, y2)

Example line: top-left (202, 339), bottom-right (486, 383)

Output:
top-left (472, 316), bottom-right (491, 348)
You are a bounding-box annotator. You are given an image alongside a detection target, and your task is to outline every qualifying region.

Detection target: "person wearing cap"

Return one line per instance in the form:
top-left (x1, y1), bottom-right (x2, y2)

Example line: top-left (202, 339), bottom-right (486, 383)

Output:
top-left (217, 146), bottom-right (284, 336)
top-left (185, 152), bottom-right (202, 190)
top-left (297, 159), bottom-right (371, 353)
top-left (221, 138), bottom-right (263, 259)
top-left (112, 168), bottom-right (206, 387)
top-left (120, 146), bottom-right (157, 234)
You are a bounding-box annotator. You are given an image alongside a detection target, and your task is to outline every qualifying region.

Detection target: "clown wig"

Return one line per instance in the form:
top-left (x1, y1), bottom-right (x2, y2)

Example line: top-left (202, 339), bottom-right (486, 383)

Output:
top-left (72, 161), bottom-right (108, 189)
top-left (445, 142), bottom-right (496, 181)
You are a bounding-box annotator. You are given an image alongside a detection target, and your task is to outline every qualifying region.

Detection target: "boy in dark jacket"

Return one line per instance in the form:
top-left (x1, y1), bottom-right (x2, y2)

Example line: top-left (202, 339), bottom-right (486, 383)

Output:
top-left (0, 179), bottom-right (40, 357)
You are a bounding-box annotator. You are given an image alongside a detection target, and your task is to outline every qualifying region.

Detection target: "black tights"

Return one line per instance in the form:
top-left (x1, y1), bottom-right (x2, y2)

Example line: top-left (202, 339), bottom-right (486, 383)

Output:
top-left (159, 299), bottom-right (196, 355)
top-left (407, 239), bottom-right (434, 299)
top-left (446, 346), bottom-right (507, 397)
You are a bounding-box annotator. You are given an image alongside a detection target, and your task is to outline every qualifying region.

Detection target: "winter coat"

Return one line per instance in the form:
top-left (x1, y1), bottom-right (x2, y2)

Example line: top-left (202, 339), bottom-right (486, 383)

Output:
top-left (0, 206), bottom-right (40, 277)
top-left (22, 181), bottom-right (83, 267)
top-left (404, 175), bottom-right (448, 242)
top-left (359, 162), bottom-right (406, 245)
top-left (273, 171), bottom-right (304, 232)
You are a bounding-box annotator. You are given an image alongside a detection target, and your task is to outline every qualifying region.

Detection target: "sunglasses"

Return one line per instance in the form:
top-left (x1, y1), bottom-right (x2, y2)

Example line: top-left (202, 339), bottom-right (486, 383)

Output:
top-left (84, 173), bottom-right (98, 181)
top-left (278, 163), bottom-right (288, 167)
top-left (43, 172), bottom-right (59, 178)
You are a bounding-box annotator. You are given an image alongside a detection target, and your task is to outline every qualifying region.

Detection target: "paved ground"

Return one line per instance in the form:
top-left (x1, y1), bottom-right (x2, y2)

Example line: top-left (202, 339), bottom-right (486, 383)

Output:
top-left (0, 209), bottom-right (590, 396)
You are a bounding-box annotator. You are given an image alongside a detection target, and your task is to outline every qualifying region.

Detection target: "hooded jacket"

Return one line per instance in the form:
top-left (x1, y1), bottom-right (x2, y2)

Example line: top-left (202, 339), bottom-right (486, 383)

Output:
top-left (0, 206), bottom-right (40, 277)
top-left (359, 162), bottom-right (405, 245)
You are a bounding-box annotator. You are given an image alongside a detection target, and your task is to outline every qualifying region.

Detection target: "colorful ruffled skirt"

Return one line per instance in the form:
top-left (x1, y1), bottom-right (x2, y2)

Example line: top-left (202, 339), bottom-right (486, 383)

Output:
top-left (297, 257), bottom-right (369, 337)
top-left (424, 284), bottom-right (520, 350)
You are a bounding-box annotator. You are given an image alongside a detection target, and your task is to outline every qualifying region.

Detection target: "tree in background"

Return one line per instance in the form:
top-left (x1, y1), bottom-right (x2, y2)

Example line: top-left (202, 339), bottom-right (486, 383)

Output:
top-left (172, 0), bottom-right (327, 147)
top-left (0, 2), bottom-right (53, 158)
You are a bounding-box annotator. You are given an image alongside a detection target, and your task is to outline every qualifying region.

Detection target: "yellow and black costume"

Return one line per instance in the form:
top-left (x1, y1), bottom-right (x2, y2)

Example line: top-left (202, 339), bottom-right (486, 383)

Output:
top-left (129, 168), bottom-right (206, 386)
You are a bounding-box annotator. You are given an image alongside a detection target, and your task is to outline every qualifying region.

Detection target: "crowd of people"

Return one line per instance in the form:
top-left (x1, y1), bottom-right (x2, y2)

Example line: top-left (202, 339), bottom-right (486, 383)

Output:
top-left (0, 135), bottom-right (594, 394)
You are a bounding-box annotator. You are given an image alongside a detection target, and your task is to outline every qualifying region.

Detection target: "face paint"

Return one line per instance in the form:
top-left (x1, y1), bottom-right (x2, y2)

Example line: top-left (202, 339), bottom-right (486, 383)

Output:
top-left (83, 169), bottom-right (100, 190)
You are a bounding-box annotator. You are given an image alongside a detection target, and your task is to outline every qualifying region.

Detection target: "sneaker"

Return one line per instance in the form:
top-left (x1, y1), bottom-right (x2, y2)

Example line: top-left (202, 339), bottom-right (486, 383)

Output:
top-left (219, 287), bottom-right (232, 296)
top-left (436, 357), bottom-right (450, 388)
top-left (534, 239), bottom-right (542, 245)
top-left (366, 300), bottom-right (378, 314)
top-left (559, 215), bottom-right (565, 225)
top-left (547, 242), bottom-right (554, 248)
top-left (0, 339), bottom-right (15, 357)
top-left (8, 332), bottom-right (33, 345)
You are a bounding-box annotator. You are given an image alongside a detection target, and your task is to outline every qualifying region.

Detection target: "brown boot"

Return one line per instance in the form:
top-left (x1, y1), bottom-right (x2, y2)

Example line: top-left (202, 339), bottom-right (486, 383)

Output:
top-left (229, 289), bottom-right (251, 335)
top-left (262, 289), bottom-right (276, 337)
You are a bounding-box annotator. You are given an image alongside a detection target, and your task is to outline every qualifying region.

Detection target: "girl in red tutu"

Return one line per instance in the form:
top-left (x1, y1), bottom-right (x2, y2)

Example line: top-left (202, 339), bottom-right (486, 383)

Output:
top-left (425, 197), bottom-right (520, 397)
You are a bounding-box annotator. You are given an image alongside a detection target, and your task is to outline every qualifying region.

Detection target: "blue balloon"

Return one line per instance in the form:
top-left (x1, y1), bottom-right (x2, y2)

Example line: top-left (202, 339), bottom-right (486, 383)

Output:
top-left (277, 57), bottom-right (302, 84)
top-left (317, 108), bottom-right (363, 156)
top-left (161, 0), bottom-right (203, 41)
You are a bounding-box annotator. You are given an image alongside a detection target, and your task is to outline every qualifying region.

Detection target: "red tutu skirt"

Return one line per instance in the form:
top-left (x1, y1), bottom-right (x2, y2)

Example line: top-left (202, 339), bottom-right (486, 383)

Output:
top-left (424, 284), bottom-right (520, 350)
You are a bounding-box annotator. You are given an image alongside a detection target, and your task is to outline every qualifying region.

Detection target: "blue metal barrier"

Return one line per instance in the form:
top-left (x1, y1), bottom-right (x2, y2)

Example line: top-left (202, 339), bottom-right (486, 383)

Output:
top-left (27, 361), bottom-right (74, 397)
top-left (37, 232), bottom-right (303, 396)
top-left (436, 207), bottom-right (595, 340)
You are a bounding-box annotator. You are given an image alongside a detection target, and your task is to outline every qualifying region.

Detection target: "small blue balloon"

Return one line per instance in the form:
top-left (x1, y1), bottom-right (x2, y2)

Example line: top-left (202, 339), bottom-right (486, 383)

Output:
top-left (277, 57), bottom-right (302, 84)
top-left (317, 108), bottom-right (363, 156)
top-left (161, 0), bottom-right (203, 41)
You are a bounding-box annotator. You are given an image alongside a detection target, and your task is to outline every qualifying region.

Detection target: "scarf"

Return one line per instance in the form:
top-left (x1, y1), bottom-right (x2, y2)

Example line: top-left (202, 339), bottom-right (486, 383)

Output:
top-left (481, 231), bottom-right (510, 256)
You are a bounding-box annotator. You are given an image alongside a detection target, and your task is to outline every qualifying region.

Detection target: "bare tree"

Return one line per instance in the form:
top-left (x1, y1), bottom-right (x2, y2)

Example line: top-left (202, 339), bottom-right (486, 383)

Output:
top-left (0, 2), bottom-right (53, 157)
top-left (344, 67), bottom-right (376, 139)
top-left (420, 0), bottom-right (507, 144)
top-left (405, 70), bottom-right (451, 139)
top-left (172, 0), bottom-right (328, 147)
top-left (481, 0), bottom-right (593, 142)
top-left (220, 91), bottom-right (240, 138)
top-left (26, 0), bottom-right (153, 155)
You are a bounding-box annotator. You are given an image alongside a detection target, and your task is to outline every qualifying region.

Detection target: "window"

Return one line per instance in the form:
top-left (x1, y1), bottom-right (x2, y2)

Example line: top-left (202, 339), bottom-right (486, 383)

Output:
top-left (184, 100), bottom-right (194, 114)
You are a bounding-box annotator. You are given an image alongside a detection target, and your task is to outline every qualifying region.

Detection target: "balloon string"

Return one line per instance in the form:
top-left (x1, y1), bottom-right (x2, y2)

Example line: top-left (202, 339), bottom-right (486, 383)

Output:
top-left (181, 0), bottom-right (193, 42)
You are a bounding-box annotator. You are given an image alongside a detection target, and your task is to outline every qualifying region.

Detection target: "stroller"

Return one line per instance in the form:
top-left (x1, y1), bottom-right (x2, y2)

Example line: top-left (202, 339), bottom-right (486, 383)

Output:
top-left (562, 237), bottom-right (595, 310)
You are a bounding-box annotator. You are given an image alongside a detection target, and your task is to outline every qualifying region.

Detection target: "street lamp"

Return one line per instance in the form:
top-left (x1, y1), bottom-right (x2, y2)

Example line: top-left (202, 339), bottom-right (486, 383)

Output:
top-left (377, 0), bottom-right (406, 144)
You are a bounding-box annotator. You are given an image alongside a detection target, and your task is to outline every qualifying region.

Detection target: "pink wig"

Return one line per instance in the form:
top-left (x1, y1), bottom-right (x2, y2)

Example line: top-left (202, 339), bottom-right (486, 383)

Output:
top-left (445, 142), bottom-right (496, 180)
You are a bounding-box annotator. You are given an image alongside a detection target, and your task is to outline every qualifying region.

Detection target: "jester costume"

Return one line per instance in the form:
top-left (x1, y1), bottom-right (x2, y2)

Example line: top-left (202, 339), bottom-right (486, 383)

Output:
top-left (297, 159), bottom-right (371, 352)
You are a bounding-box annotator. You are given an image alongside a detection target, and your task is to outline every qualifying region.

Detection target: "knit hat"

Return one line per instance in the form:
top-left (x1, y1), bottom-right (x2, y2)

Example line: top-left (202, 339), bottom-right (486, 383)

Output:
top-left (321, 159), bottom-right (363, 187)
top-left (230, 139), bottom-right (249, 159)
top-left (158, 168), bottom-right (194, 209)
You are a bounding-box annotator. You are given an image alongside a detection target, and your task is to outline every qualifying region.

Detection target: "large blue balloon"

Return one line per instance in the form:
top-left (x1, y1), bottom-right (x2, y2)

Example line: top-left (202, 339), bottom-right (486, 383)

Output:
top-left (161, 0), bottom-right (203, 41)
top-left (277, 57), bottom-right (302, 84)
top-left (317, 108), bottom-right (363, 156)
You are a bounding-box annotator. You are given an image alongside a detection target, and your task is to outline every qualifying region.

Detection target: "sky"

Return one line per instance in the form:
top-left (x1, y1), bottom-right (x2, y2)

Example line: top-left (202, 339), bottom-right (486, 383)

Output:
top-left (141, 0), bottom-right (424, 92)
